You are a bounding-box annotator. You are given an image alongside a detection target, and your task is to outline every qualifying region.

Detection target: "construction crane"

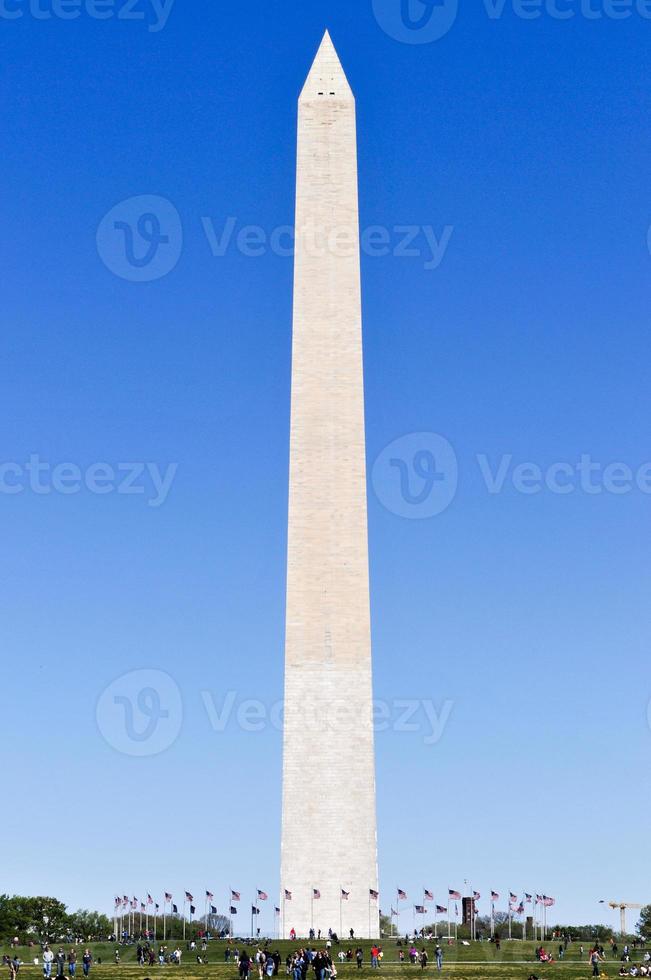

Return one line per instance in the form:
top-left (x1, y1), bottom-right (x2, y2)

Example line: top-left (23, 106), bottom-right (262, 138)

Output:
top-left (603, 902), bottom-right (643, 937)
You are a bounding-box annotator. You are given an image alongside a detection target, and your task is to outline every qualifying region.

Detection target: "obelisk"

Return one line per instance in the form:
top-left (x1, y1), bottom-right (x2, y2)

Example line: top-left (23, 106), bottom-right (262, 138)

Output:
top-left (281, 32), bottom-right (379, 940)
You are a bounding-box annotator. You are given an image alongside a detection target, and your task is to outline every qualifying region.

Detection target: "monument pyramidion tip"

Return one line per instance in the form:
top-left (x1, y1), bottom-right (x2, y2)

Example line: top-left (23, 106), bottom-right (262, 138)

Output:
top-left (300, 29), bottom-right (354, 102)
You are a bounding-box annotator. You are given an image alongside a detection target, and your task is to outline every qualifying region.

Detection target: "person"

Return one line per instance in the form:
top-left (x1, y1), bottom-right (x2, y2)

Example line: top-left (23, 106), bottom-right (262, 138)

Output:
top-left (370, 947), bottom-right (379, 970)
top-left (68, 951), bottom-right (76, 978)
top-left (55, 951), bottom-right (65, 979)
top-left (313, 951), bottom-right (326, 980)
top-left (356, 949), bottom-right (363, 970)
top-left (82, 952), bottom-right (92, 978)
top-left (8, 959), bottom-right (18, 980)
top-left (240, 951), bottom-right (251, 980)
top-left (435, 946), bottom-right (443, 973)
top-left (420, 950), bottom-right (428, 971)
top-left (350, 931), bottom-right (355, 941)
top-left (43, 948), bottom-right (54, 979)
top-left (590, 948), bottom-right (604, 978)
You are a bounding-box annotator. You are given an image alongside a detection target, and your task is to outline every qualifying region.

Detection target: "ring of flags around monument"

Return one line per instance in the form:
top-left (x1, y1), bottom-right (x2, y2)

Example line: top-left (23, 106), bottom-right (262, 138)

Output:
top-left (113, 887), bottom-right (556, 937)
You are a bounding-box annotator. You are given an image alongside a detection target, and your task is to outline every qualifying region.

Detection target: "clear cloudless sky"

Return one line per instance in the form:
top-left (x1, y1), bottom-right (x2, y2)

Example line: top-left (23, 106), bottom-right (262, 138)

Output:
top-left (1, 0), bottom-right (650, 933)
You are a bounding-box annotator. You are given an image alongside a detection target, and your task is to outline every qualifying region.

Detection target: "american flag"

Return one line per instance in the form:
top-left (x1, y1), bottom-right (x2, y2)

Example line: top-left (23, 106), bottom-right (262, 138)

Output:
top-left (210, 906), bottom-right (217, 915)
top-left (155, 904), bottom-right (160, 912)
top-left (284, 889), bottom-right (292, 900)
top-left (130, 899), bottom-right (137, 910)
top-left (251, 906), bottom-right (260, 915)
top-left (231, 890), bottom-right (241, 902)
top-left (190, 905), bottom-right (196, 915)
top-left (449, 889), bottom-right (461, 900)
top-left (313, 889), bottom-right (321, 899)
top-left (172, 904), bottom-right (178, 914)
top-left (390, 908), bottom-right (398, 916)
top-left (185, 892), bottom-right (194, 902)
top-left (436, 905), bottom-right (447, 915)
top-left (473, 892), bottom-right (481, 901)
top-left (369, 889), bottom-right (379, 900)
top-left (140, 903), bottom-right (145, 912)
top-left (165, 893), bottom-right (172, 902)
top-left (258, 890), bottom-right (268, 901)
top-left (147, 895), bottom-right (153, 905)
top-left (206, 891), bottom-right (214, 900)
top-left (424, 890), bottom-right (434, 901)
top-left (510, 892), bottom-right (518, 902)
top-left (517, 903), bottom-right (525, 915)
top-left (491, 891), bottom-right (499, 902)
top-left (535, 895), bottom-right (543, 903)
top-left (415, 905), bottom-right (426, 914)
top-left (230, 906), bottom-right (237, 915)
top-left (543, 896), bottom-right (555, 907)
top-left (397, 889), bottom-right (407, 900)
top-left (341, 889), bottom-right (350, 900)
top-left (525, 894), bottom-right (532, 903)
top-left (114, 897), bottom-right (120, 908)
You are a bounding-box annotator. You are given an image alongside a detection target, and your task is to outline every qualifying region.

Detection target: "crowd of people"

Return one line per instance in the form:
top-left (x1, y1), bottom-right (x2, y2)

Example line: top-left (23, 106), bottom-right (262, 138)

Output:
top-left (3, 948), bottom-right (94, 980)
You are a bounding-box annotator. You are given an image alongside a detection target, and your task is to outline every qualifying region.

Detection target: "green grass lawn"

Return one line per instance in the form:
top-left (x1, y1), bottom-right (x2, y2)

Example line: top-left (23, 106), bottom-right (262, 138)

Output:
top-left (1, 940), bottom-right (645, 980)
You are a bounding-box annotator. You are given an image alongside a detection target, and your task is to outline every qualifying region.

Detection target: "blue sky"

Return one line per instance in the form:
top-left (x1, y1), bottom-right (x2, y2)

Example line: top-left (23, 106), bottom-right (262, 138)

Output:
top-left (2, 0), bottom-right (650, 933)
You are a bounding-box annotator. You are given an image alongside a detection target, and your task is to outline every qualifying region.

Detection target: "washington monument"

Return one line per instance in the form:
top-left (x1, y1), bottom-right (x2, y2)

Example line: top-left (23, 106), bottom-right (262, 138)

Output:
top-left (280, 32), bottom-right (379, 939)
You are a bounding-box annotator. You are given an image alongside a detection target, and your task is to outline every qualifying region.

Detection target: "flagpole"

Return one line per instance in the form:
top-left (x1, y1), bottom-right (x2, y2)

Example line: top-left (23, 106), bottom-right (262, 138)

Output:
top-left (163, 898), bottom-right (167, 943)
top-left (183, 898), bottom-right (186, 942)
top-left (523, 895), bottom-right (526, 942)
top-left (447, 898), bottom-right (450, 942)
top-left (339, 890), bottom-right (342, 941)
top-left (311, 888), bottom-right (314, 936)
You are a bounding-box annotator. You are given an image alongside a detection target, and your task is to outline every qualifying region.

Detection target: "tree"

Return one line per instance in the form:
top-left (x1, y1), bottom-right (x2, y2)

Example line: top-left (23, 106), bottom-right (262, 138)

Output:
top-left (67, 910), bottom-right (112, 940)
top-left (0, 896), bottom-right (69, 942)
top-left (636, 906), bottom-right (651, 939)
